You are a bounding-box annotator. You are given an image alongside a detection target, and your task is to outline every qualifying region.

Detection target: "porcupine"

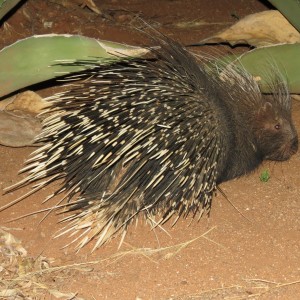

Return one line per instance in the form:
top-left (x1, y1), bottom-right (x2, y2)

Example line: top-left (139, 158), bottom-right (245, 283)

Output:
top-left (5, 31), bottom-right (298, 250)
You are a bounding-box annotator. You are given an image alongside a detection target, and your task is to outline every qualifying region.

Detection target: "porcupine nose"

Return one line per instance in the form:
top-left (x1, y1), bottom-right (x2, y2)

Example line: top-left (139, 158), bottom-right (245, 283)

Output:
top-left (273, 136), bottom-right (298, 161)
top-left (290, 136), bottom-right (298, 154)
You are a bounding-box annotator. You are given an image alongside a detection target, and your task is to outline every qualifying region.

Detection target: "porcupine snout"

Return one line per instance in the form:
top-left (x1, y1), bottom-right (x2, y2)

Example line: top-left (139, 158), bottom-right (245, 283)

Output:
top-left (264, 118), bottom-right (298, 161)
top-left (281, 134), bottom-right (298, 160)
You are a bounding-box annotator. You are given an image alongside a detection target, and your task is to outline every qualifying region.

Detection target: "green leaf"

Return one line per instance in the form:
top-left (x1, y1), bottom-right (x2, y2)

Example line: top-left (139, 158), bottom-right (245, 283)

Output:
top-left (221, 43), bottom-right (300, 93)
top-left (0, 34), bottom-right (147, 98)
top-left (259, 170), bottom-right (270, 182)
top-left (268, 0), bottom-right (300, 33)
top-left (0, 0), bottom-right (22, 21)
top-left (238, 43), bottom-right (300, 93)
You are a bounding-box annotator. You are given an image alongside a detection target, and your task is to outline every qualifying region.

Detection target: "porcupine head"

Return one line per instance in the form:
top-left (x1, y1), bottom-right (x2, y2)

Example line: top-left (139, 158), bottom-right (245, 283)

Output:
top-left (253, 95), bottom-right (298, 161)
top-left (2, 31), bottom-right (298, 250)
top-left (216, 66), bottom-right (298, 183)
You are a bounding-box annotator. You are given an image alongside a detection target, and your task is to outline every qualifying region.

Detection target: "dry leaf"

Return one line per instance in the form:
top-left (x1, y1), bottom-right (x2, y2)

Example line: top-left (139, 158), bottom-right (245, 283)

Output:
top-left (0, 91), bottom-right (49, 115)
top-left (0, 111), bottom-right (42, 147)
top-left (96, 40), bottom-right (149, 58)
top-left (175, 20), bottom-right (208, 28)
top-left (0, 91), bottom-right (45, 147)
top-left (50, 0), bottom-right (102, 14)
top-left (175, 20), bottom-right (231, 28)
top-left (202, 10), bottom-right (300, 47)
top-left (79, 0), bottom-right (102, 14)
top-left (0, 228), bottom-right (27, 256)
top-left (49, 289), bottom-right (85, 299)
top-left (0, 289), bottom-right (19, 297)
top-left (292, 95), bottom-right (300, 101)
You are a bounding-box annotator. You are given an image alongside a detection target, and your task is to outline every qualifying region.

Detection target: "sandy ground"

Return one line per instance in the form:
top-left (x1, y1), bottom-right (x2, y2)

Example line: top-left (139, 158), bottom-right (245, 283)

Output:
top-left (0, 0), bottom-right (300, 299)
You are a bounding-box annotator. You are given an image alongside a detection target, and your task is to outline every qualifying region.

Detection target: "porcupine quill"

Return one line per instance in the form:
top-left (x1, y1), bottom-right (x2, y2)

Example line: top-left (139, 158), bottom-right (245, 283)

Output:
top-left (3, 29), bottom-right (298, 250)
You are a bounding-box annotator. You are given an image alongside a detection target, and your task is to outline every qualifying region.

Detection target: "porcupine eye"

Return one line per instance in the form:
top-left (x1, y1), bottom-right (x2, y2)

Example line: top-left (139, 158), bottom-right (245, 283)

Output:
top-left (274, 123), bottom-right (281, 130)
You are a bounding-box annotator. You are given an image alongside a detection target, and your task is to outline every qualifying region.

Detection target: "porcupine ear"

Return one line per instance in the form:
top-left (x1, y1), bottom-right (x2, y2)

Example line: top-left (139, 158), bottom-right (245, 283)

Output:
top-left (257, 102), bottom-right (272, 119)
top-left (255, 102), bottom-right (277, 130)
top-left (260, 102), bottom-right (273, 115)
